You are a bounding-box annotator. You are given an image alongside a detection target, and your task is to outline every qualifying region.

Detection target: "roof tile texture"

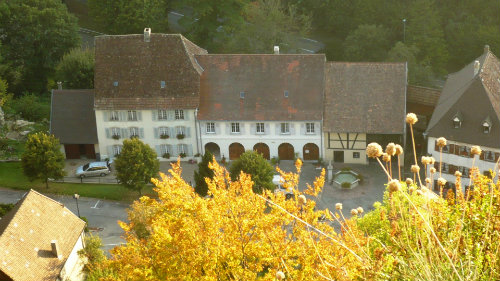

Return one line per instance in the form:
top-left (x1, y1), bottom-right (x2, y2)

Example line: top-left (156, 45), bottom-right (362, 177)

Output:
top-left (0, 190), bottom-right (85, 281)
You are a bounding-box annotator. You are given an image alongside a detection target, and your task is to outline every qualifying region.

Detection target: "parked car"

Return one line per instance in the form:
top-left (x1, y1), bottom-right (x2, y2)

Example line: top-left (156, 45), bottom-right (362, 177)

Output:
top-left (75, 162), bottom-right (111, 178)
top-left (273, 175), bottom-right (294, 200)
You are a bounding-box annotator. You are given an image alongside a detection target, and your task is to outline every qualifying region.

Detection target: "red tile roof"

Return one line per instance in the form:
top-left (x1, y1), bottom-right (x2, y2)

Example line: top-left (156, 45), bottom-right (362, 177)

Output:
top-left (196, 54), bottom-right (325, 121)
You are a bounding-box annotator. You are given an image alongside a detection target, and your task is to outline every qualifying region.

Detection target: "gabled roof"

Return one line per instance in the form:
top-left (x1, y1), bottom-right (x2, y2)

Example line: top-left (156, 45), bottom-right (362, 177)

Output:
top-left (50, 89), bottom-right (98, 144)
top-left (427, 47), bottom-right (500, 148)
top-left (94, 33), bottom-right (207, 110)
top-left (323, 62), bottom-right (407, 134)
top-left (0, 190), bottom-right (85, 281)
top-left (196, 54), bottom-right (325, 121)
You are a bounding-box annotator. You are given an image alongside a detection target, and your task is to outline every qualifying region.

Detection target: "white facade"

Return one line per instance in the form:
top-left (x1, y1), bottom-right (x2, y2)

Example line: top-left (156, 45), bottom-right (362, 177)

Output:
top-left (95, 109), bottom-right (200, 161)
top-left (59, 232), bottom-right (86, 281)
top-left (323, 132), bottom-right (368, 164)
top-left (198, 120), bottom-right (322, 161)
top-left (426, 136), bottom-right (499, 186)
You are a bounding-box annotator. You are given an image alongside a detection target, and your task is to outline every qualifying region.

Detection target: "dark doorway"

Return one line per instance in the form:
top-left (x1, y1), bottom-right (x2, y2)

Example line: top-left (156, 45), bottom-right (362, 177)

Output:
top-left (334, 151), bottom-right (344, 163)
top-left (278, 143), bottom-right (294, 160)
top-left (253, 143), bottom-right (270, 160)
top-left (229, 143), bottom-right (245, 160)
top-left (205, 142), bottom-right (221, 158)
top-left (303, 143), bottom-right (319, 160)
top-left (64, 144), bottom-right (95, 159)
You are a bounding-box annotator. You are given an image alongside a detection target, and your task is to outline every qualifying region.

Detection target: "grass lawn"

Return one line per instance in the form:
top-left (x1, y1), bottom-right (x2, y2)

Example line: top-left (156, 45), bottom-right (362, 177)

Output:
top-left (0, 162), bottom-right (155, 202)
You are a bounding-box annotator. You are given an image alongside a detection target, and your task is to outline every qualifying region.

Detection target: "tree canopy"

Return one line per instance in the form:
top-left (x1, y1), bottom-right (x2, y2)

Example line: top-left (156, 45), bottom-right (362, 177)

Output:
top-left (114, 138), bottom-right (160, 195)
top-left (0, 0), bottom-right (80, 95)
top-left (21, 132), bottom-right (65, 188)
top-left (55, 48), bottom-right (95, 89)
top-left (230, 150), bottom-right (275, 193)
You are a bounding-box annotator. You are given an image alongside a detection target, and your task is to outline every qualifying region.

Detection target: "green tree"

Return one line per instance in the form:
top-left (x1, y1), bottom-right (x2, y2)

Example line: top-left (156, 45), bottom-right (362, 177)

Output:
top-left (194, 151), bottom-right (214, 196)
top-left (55, 48), bottom-right (94, 89)
top-left (226, 0), bottom-right (311, 53)
top-left (114, 138), bottom-right (159, 195)
top-left (343, 24), bottom-right (391, 61)
top-left (230, 150), bottom-right (274, 193)
top-left (21, 132), bottom-right (65, 189)
top-left (78, 235), bottom-right (106, 273)
top-left (88, 0), bottom-right (170, 35)
top-left (387, 42), bottom-right (433, 86)
top-left (0, 0), bottom-right (80, 95)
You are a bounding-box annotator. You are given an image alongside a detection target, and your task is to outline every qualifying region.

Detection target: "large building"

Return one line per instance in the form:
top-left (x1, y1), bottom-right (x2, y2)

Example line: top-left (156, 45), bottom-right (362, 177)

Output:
top-left (323, 62), bottom-right (407, 164)
top-left (93, 31), bottom-right (207, 160)
top-left (425, 45), bottom-right (500, 186)
top-left (196, 53), bottom-right (325, 160)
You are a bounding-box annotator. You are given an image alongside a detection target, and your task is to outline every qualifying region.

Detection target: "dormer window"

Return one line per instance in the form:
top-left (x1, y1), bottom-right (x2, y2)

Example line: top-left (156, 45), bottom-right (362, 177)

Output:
top-left (160, 81), bottom-right (166, 88)
top-left (240, 91), bottom-right (245, 99)
top-left (483, 116), bottom-right (492, 134)
top-left (453, 112), bottom-right (462, 128)
top-left (284, 90), bottom-right (289, 98)
top-left (113, 81), bottom-right (119, 87)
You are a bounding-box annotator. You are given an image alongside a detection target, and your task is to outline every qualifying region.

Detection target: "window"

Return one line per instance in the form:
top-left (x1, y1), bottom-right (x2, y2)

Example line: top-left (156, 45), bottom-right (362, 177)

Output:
top-left (159, 127), bottom-right (169, 138)
top-left (256, 123), bottom-right (265, 134)
top-left (111, 127), bottom-right (121, 139)
top-left (231, 123), bottom-right (240, 133)
top-left (306, 123), bottom-right (315, 134)
top-left (158, 110), bottom-right (168, 120)
top-left (113, 145), bottom-right (122, 156)
top-left (206, 122), bottom-right (215, 133)
top-left (110, 111), bottom-right (119, 121)
top-left (483, 121), bottom-right (491, 133)
top-left (284, 90), bottom-right (289, 98)
top-left (113, 81), bottom-right (118, 87)
top-left (160, 144), bottom-right (171, 155)
top-left (160, 81), bottom-right (166, 88)
top-left (178, 144), bottom-right (187, 154)
top-left (485, 151), bottom-right (495, 162)
top-left (353, 152), bottom-right (360, 158)
top-left (128, 110), bottom-right (137, 121)
top-left (175, 109), bottom-right (184, 120)
top-left (176, 126), bottom-right (186, 139)
top-left (129, 127), bottom-right (139, 138)
top-left (453, 117), bottom-right (461, 128)
top-left (280, 123), bottom-right (290, 134)
top-left (240, 91), bottom-right (245, 99)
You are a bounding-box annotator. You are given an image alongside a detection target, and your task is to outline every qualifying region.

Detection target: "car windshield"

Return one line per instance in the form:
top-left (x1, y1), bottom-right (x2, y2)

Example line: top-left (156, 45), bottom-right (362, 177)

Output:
top-left (82, 163), bottom-right (90, 171)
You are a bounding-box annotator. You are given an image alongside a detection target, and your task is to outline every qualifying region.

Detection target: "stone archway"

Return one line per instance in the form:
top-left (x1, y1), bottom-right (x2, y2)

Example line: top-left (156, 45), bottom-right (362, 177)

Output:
top-left (205, 142), bottom-right (221, 158)
top-left (229, 143), bottom-right (245, 160)
top-left (278, 143), bottom-right (294, 160)
top-left (253, 143), bottom-right (270, 160)
top-left (303, 143), bottom-right (319, 160)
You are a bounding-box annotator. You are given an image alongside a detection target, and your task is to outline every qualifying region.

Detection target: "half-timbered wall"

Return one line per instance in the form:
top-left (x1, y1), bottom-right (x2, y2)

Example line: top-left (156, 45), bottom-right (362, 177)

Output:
top-left (324, 132), bottom-right (367, 164)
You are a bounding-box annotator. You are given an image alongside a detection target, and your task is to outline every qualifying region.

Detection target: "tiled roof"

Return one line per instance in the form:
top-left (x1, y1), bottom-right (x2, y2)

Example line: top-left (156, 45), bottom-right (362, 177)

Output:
top-left (427, 47), bottom-right (500, 148)
top-left (196, 54), bottom-right (325, 121)
top-left (407, 85), bottom-right (441, 107)
top-left (323, 62), bottom-right (407, 134)
top-left (0, 190), bottom-right (85, 281)
top-left (94, 33), bottom-right (207, 110)
top-left (50, 89), bottom-right (98, 144)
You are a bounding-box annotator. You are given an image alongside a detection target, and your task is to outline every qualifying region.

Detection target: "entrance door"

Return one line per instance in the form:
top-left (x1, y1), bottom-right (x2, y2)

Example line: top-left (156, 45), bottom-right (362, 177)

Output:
top-left (303, 143), bottom-right (319, 160)
top-left (278, 143), bottom-right (294, 160)
top-left (229, 143), bottom-right (245, 160)
top-left (253, 143), bottom-right (270, 160)
top-left (84, 144), bottom-right (96, 159)
top-left (334, 151), bottom-right (344, 163)
top-left (64, 144), bottom-right (80, 159)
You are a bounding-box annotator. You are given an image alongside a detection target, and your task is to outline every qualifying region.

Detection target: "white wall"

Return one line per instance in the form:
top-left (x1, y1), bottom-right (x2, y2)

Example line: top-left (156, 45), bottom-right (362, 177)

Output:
top-left (59, 232), bottom-right (85, 281)
top-left (199, 121), bottom-right (322, 160)
top-left (96, 109), bottom-right (199, 161)
top-left (323, 132), bottom-right (368, 164)
top-left (426, 136), bottom-right (499, 185)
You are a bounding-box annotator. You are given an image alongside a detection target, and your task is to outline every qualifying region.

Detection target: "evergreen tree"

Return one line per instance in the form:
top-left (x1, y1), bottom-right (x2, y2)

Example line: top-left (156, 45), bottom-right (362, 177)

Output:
top-left (230, 150), bottom-right (274, 193)
top-left (194, 151), bottom-right (214, 196)
top-left (21, 132), bottom-right (65, 189)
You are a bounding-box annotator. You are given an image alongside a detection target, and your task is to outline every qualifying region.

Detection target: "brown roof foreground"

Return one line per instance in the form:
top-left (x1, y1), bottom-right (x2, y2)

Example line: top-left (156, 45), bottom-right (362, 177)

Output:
top-left (323, 62), bottom-right (407, 134)
top-left (50, 89), bottom-right (98, 144)
top-left (427, 47), bottom-right (500, 148)
top-left (94, 33), bottom-right (207, 110)
top-left (196, 54), bottom-right (325, 121)
top-left (0, 190), bottom-right (85, 281)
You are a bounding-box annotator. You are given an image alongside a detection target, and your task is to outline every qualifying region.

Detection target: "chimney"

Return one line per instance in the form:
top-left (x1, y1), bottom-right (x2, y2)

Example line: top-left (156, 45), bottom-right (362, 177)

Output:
top-left (144, 28), bottom-right (151, 42)
top-left (51, 240), bottom-right (62, 259)
top-left (57, 81), bottom-right (62, 90)
top-left (273, 46), bottom-right (279, 55)
top-left (474, 60), bottom-right (480, 76)
top-left (484, 44), bottom-right (490, 54)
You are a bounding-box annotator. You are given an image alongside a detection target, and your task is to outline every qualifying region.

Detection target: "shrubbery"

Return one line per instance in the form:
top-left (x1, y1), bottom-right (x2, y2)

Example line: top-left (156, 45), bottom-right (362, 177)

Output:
top-left (4, 93), bottom-right (50, 121)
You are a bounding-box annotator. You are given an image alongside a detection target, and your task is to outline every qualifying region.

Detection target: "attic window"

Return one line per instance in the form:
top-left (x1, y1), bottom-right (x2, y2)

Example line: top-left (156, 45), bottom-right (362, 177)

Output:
top-left (483, 118), bottom-right (492, 134)
top-left (284, 90), bottom-right (289, 98)
top-left (113, 81), bottom-right (119, 87)
top-left (160, 81), bottom-right (166, 88)
top-left (240, 91), bottom-right (245, 99)
top-left (453, 117), bottom-right (461, 128)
